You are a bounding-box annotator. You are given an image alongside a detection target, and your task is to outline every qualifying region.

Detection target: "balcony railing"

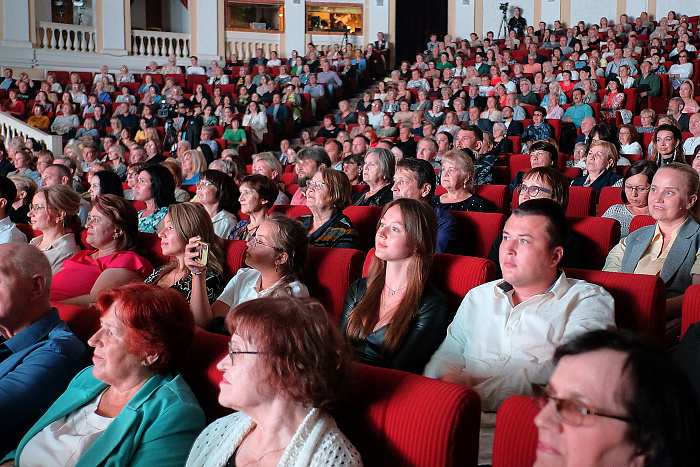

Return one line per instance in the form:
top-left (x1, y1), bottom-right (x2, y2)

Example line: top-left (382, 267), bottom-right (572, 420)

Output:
top-left (0, 112), bottom-right (63, 155)
top-left (131, 30), bottom-right (191, 59)
top-left (225, 31), bottom-right (279, 62)
top-left (36, 21), bottom-right (97, 53)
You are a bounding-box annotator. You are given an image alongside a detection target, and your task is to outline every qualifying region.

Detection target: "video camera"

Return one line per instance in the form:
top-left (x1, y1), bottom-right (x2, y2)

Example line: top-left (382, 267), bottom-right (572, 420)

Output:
top-left (157, 102), bottom-right (178, 120)
top-left (499, 2), bottom-right (509, 13)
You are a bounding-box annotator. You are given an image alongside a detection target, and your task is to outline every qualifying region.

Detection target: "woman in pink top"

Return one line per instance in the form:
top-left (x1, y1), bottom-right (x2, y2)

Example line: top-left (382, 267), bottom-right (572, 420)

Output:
top-left (51, 195), bottom-right (152, 304)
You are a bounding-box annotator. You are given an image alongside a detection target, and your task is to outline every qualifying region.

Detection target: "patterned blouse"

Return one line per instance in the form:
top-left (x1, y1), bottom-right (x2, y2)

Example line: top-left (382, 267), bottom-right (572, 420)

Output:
top-left (138, 207), bottom-right (168, 233)
top-left (145, 266), bottom-right (226, 304)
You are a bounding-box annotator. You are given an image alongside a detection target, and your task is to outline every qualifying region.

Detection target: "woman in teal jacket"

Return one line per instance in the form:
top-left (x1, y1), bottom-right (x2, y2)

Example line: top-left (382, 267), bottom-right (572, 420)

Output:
top-left (2, 283), bottom-right (205, 466)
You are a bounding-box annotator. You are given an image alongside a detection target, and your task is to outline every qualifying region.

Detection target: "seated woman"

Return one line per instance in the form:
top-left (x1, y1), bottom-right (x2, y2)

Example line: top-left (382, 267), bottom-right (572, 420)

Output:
top-left (340, 199), bottom-right (450, 374)
top-left (252, 152), bottom-right (290, 205)
top-left (532, 329), bottom-right (700, 467)
top-left (571, 141), bottom-right (623, 197)
top-left (601, 78), bottom-right (626, 119)
top-left (191, 213), bottom-right (309, 333)
top-left (29, 185), bottom-right (82, 274)
top-left (352, 148), bottom-right (395, 207)
top-left (185, 297), bottom-right (361, 466)
top-left (618, 124), bottom-right (643, 157)
top-left (649, 124), bottom-right (687, 166)
top-left (88, 170), bottom-right (124, 201)
top-left (679, 80), bottom-right (700, 114)
top-left (602, 160), bottom-right (657, 238)
top-left (221, 117), bottom-right (247, 150)
top-left (181, 149), bottom-right (207, 186)
top-left (106, 143), bottom-right (128, 181)
top-left (604, 163), bottom-right (700, 320)
top-left (230, 175), bottom-right (278, 241)
top-left (146, 202), bottom-right (225, 304)
top-left (242, 101), bottom-right (267, 152)
top-left (432, 150), bottom-right (489, 212)
top-left (3, 283), bottom-right (206, 466)
top-left (196, 169), bottom-right (239, 239)
top-left (492, 123), bottom-right (514, 155)
top-left (375, 114), bottom-right (399, 138)
top-left (298, 168), bottom-right (360, 249)
top-left (50, 195), bottom-right (153, 305)
top-left (133, 164), bottom-right (176, 233)
top-left (490, 167), bottom-right (587, 275)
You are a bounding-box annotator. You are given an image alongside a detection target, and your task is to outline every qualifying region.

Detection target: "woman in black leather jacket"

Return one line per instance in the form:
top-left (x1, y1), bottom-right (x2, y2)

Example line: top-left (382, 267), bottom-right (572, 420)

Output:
top-left (339, 198), bottom-right (450, 374)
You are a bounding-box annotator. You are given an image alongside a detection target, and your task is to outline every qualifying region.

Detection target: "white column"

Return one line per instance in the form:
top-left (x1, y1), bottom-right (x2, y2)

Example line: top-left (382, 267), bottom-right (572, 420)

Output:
top-left (368, 0), bottom-right (390, 47)
top-left (454, 0), bottom-right (476, 42)
top-left (97, 0), bottom-right (129, 55)
top-left (190, 0), bottom-right (220, 61)
top-left (540, 0), bottom-right (562, 29)
top-left (1, 0), bottom-right (33, 48)
top-left (284, 0), bottom-right (306, 58)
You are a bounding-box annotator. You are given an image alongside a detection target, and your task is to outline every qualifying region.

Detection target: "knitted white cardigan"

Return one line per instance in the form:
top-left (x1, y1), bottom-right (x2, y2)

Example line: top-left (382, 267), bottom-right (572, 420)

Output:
top-left (185, 407), bottom-right (363, 467)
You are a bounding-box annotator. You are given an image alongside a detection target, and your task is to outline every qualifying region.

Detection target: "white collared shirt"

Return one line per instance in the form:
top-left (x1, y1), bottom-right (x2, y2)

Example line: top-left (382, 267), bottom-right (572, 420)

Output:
top-left (0, 216), bottom-right (27, 244)
top-left (424, 271), bottom-right (615, 412)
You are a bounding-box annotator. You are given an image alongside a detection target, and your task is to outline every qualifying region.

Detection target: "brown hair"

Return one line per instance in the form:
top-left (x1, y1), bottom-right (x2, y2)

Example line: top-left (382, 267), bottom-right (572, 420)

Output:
top-left (226, 296), bottom-right (353, 411)
top-left (522, 167), bottom-right (570, 210)
top-left (345, 198), bottom-right (438, 353)
top-left (92, 194), bottom-right (139, 251)
top-left (40, 184), bottom-right (82, 234)
top-left (320, 167), bottom-right (352, 210)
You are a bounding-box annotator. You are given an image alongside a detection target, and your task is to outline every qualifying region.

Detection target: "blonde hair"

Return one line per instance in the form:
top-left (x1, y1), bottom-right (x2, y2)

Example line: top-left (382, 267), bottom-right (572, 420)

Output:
top-left (183, 149), bottom-right (208, 175)
top-left (253, 152), bottom-right (284, 182)
top-left (39, 184), bottom-right (82, 233)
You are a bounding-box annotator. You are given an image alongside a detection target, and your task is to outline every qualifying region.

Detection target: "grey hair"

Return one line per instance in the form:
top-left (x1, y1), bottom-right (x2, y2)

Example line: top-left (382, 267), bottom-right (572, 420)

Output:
top-left (0, 243), bottom-right (53, 293)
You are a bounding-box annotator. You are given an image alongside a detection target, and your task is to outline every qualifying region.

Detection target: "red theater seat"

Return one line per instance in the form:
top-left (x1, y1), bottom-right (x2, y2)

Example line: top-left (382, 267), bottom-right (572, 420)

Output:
top-left (566, 217), bottom-right (621, 270)
top-left (222, 239), bottom-right (247, 279)
top-left (474, 185), bottom-right (510, 214)
top-left (682, 284), bottom-right (700, 339)
top-left (629, 214), bottom-right (656, 233)
top-left (598, 186), bottom-right (623, 216)
top-left (344, 206), bottom-right (383, 252)
top-left (447, 211), bottom-right (507, 258)
top-left (492, 396), bottom-right (539, 467)
top-left (53, 303), bottom-right (101, 344)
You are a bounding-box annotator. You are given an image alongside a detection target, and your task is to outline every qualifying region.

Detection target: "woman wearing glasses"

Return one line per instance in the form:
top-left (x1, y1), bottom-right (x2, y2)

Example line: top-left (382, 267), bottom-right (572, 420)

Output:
top-left (298, 168), bottom-right (360, 249)
top-left (602, 160), bottom-right (657, 238)
top-left (186, 297), bottom-right (362, 466)
top-left (146, 202), bottom-right (225, 305)
top-left (532, 329), bottom-right (700, 467)
top-left (195, 170), bottom-right (240, 239)
top-left (190, 213), bottom-right (309, 333)
top-left (490, 167), bottom-right (587, 276)
top-left (28, 185), bottom-right (82, 274)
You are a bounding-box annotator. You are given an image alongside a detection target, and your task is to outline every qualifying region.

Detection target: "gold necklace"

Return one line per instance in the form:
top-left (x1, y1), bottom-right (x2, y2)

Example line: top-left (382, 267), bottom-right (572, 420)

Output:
top-left (385, 283), bottom-right (408, 295)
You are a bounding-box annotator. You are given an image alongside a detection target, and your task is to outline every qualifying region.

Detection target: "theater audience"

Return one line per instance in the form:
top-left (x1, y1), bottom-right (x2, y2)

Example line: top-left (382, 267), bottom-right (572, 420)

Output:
top-left (351, 147), bottom-right (394, 207)
top-left (649, 124), bottom-right (687, 166)
top-left (571, 141), bottom-right (623, 196)
top-left (432, 149), bottom-right (489, 212)
top-left (3, 283), bottom-right (206, 466)
top-left (0, 243), bottom-right (90, 456)
top-left (88, 170), bottom-right (124, 201)
top-left (0, 176), bottom-right (27, 244)
top-left (340, 198), bottom-right (449, 374)
top-left (29, 185), bottom-right (82, 273)
top-left (192, 213), bottom-right (309, 333)
top-left (185, 297), bottom-right (361, 466)
top-left (229, 174), bottom-right (277, 241)
top-left (297, 168), bottom-right (359, 249)
top-left (196, 169), bottom-right (239, 239)
top-left (602, 160), bottom-right (657, 238)
top-left (50, 195), bottom-right (153, 304)
top-left (146, 202), bottom-right (225, 304)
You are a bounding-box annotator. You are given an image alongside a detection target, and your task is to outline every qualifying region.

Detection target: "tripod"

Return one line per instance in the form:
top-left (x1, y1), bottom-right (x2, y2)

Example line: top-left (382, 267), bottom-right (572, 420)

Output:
top-left (497, 11), bottom-right (509, 40)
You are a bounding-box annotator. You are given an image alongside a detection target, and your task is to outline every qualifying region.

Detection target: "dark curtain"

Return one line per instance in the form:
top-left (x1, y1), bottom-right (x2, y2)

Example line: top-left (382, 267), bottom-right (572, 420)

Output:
top-left (394, 0), bottom-right (448, 65)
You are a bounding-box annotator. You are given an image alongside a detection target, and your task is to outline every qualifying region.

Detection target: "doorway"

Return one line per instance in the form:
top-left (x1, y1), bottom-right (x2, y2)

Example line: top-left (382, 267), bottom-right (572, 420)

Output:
top-left (394, 0), bottom-right (447, 64)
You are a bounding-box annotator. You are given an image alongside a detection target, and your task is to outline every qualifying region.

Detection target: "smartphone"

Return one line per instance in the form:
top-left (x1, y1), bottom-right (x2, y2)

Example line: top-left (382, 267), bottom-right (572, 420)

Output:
top-left (193, 241), bottom-right (209, 266)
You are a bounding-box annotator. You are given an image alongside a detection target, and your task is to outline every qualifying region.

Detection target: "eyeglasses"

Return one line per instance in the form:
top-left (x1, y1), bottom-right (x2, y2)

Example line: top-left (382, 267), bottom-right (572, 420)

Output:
top-left (227, 341), bottom-right (260, 365)
top-left (29, 203), bottom-right (47, 212)
top-left (516, 184), bottom-right (553, 197)
top-left (624, 185), bottom-right (650, 193)
top-left (531, 383), bottom-right (631, 426)
top-left (196, 180), bottom-right (214, 188)
top-left (306, 180), bottom-right (326, 191)
top-left (245, 233), bottom-right (282, 252)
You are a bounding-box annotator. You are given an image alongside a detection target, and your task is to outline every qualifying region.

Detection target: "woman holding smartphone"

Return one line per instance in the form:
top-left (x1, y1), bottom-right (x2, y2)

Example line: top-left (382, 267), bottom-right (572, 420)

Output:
top-left (145, 202), bottom-right (226, 304)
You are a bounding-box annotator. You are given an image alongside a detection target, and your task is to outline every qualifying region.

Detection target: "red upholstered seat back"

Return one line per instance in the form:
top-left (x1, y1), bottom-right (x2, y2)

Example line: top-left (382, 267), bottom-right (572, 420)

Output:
top-left (474, 184), bottom-right (510, 214)
top-left (303, 246), bottom-right (365, 322)
top-left (344, 206), bottom-right (383, 252)
top-left (179, 329), bottom-right (234, 423)
top-left (566, 217), bottom-right (621, 270)
top-left (509, 154), bottom-right (531, 179)
top-left (629, 214), bottom-right (656, 233)
top-left (492, 396), bottom-right (539, 467)
top-left (363, 249), bottom-right (496, 315)
top-left (222, 239), bottom-right (247, 279)
top-left (54, 303), bottom-right (101, 345)
top-left (563, 268), bottom-right (666, 343)
top-left (598, 186), bottom-right (623, 216)
top-left (269, 204), bottom-right (311, 218)
top-left (447, 211), bottom-right (506, 258)
top-left (681, 284), bottom-right (700, 339)
top-left (335, 363), bottom-right (482, 467)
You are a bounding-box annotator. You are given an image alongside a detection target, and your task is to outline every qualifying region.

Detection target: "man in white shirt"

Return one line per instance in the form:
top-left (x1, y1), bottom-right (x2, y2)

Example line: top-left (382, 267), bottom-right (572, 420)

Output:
top-left (683, 113), bottom-right (700, 155)
top-left (0, 176), bottom-right (27, 244)
top-left (424, 199), bottom-right (615, 464)
top-left (186, 56), bottom-right (206, 75)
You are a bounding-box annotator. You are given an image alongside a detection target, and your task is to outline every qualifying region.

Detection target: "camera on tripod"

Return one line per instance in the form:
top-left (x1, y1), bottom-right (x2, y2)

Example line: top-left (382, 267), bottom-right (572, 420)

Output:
top-left (157, 102), bottom-right (177, 120)
top-left (499, 2), bottom-right (509, 13)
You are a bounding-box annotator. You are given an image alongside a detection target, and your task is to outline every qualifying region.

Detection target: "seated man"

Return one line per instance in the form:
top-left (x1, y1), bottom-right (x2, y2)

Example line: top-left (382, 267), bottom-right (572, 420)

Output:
top-left (0, 176), bottom-right (27, 244)
top-left (424, 199), bottom-right (615, 464)
top-left (392, 157), bottom-right (461, 254)
top-left (291, 146), bottom-right (331, 205)
top-left (0, 243), bottom-right (91, 455)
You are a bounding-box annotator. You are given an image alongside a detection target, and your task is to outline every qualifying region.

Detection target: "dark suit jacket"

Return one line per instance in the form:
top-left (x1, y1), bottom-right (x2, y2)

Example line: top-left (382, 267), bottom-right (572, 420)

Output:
top-left (505, 120), bottom-right (524, 137)
top-left (465, 95), bottom-right (487, 110)
top-left (266, 104), bottom-right (290, 125)
top-left (678, 113), bottom-right (690, 133)
top-left (181, 115), bottom-right (203, 148)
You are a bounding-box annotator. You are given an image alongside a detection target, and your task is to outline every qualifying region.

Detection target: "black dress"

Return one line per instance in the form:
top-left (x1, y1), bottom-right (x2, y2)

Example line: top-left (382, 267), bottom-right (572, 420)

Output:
top-left (430, 194), bottom-right (490, 212)
top-left (351, 184), bottom-right (394, 207)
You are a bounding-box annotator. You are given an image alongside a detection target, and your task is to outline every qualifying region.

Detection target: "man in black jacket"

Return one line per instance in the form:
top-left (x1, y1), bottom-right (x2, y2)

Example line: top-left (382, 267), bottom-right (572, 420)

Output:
top-left (177, 99), bottom-right (203, 148)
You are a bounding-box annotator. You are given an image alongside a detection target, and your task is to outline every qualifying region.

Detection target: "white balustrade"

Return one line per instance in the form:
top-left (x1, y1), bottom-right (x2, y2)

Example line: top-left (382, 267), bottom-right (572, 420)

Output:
top-left (225, 31), bottom-right (280, 62)
top-left (131, 30), bottom-right (191, 59)
top-left (36, 22), bottom-right (96, 53)
top-left (0, 111), bottom-right (63, 155)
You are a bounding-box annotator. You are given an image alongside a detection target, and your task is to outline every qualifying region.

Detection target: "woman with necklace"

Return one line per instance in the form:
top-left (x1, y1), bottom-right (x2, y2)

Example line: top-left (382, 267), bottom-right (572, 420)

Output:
top-left (340, 198), bottom-right (450, 374)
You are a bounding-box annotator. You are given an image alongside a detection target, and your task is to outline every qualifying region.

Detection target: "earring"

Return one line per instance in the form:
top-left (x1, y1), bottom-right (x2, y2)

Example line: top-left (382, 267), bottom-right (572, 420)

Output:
top-left (275, 263), bottom-right (278, 273)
